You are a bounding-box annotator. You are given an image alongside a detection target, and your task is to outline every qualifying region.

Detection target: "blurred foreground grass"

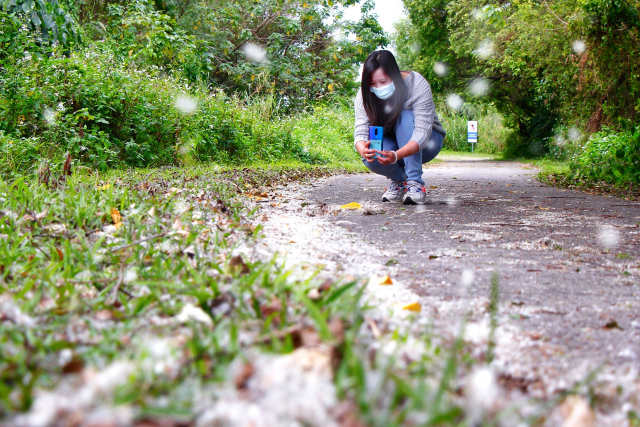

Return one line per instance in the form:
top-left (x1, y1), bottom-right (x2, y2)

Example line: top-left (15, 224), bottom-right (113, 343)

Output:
top-left (0, 162), bottom-right (474, 425)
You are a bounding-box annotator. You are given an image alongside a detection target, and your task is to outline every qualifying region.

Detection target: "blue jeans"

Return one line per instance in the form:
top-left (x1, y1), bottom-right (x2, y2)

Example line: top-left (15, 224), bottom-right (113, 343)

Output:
top-left (362, 109), bottom-right (444, 185)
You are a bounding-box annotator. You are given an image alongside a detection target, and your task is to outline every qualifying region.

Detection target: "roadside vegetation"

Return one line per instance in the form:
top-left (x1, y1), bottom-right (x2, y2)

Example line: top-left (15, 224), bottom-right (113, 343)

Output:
top-left (2, 0), bottom-right (638, 424)
top-left (395, 0), bottom-right (640, 194)
top-left (0, 0), bottom-right (475, 424)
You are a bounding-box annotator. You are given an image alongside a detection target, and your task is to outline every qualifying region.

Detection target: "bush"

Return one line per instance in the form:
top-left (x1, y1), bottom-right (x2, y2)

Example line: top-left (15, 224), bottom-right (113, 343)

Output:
top-left (287, 99), bottom-right (360, 165)
top-left (569, 126), bottom-right (640, 186)
top-left (0, 42), bottom-right (318, 178)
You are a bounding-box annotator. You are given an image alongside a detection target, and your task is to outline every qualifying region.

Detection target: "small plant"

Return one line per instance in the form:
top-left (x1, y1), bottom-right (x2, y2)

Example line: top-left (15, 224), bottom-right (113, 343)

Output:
top-left (569, 125), bottom-right (640, 187)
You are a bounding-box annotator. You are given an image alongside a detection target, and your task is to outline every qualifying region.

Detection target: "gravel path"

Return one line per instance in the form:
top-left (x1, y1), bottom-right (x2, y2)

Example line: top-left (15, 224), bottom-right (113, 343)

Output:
top-left (246, 157), bottom-right (640, 425)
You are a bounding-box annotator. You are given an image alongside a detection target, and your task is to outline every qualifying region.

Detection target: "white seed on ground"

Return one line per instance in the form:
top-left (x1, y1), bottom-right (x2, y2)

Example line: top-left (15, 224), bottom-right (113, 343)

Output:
top-left (461, 269), bottom-right (474, 287)
top-left (465, 366), bottom-right (500, 423)
top-left (597, 224), bottom-right (620, 249)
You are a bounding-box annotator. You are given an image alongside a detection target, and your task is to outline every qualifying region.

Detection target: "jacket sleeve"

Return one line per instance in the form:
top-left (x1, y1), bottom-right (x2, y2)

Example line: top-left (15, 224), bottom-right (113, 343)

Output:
top-left (353, 88), bottom-right (370, 149)
top-left (409, 73), bottom-right (436, 150)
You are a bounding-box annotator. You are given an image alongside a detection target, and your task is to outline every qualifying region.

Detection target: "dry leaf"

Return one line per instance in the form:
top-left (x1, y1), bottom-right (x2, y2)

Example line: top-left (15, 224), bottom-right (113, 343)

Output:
top-left (110, 207), bottom-right (122, 229)
top-left (260, 297), bottom-right (282, 317)
top-left (402, 302), bottom-right (421, 312)
top-left (378, 275), bottom-right (393, 286)
top-left (229, 255), bottom-right (250, 275)
top-left (234, 362), bottom-right (255, 390)
top-left (559, 396), bottom-right (595, 427)
top-left (340, 202), bottom-right (362, 210)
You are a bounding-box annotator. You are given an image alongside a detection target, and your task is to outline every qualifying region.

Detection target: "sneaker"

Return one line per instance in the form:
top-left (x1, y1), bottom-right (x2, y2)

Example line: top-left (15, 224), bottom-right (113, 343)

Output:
top-left (402, 180), bottom-right (426, 205)
top-left (381, 180), bottom-right (405, 202)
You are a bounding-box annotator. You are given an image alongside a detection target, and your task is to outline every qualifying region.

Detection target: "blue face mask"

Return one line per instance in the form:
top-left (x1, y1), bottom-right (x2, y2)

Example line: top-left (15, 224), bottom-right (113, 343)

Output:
top-left (370, 82), bottom-right (396, 100)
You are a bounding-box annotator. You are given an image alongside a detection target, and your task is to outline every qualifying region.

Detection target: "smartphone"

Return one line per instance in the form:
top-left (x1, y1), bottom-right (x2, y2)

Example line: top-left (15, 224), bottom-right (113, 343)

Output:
top-left (368, 126), bottom-right (383, 159)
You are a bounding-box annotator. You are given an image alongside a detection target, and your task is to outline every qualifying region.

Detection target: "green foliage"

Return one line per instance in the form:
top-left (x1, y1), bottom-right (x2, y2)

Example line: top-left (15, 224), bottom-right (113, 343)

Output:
top-left (0, 0), bottom-right (81, 49)
top-left (75, 0), bottom-right (387, 114)
top-left (0, 46), bottom-right (182, 171)
top-left (399, 0), bottom-right (640, 158)
top-left (0, 45), bottom-right (326, 176)
top-left (101, 1), bottom-right (201, 74)
top-left (287, 99), bottom-right (362, 165)
top-left (569, 126), bottom-right (640, 186)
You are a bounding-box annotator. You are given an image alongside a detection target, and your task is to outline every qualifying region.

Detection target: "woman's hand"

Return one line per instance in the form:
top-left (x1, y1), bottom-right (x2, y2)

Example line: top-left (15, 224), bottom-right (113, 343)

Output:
top-left (356, 140), bottom-right (377, 162)
top-left (375, 150), bottom-right (398, 165)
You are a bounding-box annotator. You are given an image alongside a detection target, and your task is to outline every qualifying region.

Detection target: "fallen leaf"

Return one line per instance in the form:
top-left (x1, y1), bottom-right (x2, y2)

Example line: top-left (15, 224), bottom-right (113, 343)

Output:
top-left (261, 297), bottom-right (282, 317)
top-left (559, 395), bottom-right (595, 427)
top-left (340, 202), bottom-right (362, 210)
top-left (61, 355), bottom-right (84, 374)
top-left (378, 275), bottom-right (393, 285)
top-left (234, 362), bottom-right (254, 390)
top-left (229, 255), bottom-right (250, 275)
top-left (110, 207), bottom-right (122, 229)
top-left (402, 302), bottom-right (421, 312)
top-left (329, 317), bottom-right (345, 342)
top-left (602, 318), bottom-right (622, 330)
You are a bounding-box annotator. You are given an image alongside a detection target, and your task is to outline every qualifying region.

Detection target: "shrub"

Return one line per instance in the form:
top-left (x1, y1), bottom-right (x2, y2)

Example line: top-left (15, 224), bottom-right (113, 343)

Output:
top-left (569, 126), bottom-right (640, 186)
top-left (0, 42), bottom-right (319, 178)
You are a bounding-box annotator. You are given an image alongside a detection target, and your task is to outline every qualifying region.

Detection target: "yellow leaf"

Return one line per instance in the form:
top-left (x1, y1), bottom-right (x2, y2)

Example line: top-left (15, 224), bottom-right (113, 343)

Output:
top-left (251, 74), bottom-right (255, 81)
top-left (402, 302), bottom-right (421, 312)
top-left (97, 183), bottom-right (111, 190)
top-left (379, 275), bottom-right (393, 285)
top-left (128, 49), bottom-right (133, 57)
top-left (340, 202), bottom-right (361, 210)
top-left (110, 207), bottom-right (122, 229)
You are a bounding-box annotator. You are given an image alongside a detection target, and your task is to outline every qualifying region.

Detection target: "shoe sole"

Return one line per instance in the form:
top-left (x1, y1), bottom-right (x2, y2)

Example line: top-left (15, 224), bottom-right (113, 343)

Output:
top-left (382, 197), bottom-right (404, 202)
top-left (402, 196), bottom-right (426, 205)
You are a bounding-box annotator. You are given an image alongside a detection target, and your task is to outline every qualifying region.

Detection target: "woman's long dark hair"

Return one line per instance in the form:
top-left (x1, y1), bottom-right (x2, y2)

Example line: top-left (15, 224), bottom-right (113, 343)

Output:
top-left (361, 50), bottom-right (409, 134)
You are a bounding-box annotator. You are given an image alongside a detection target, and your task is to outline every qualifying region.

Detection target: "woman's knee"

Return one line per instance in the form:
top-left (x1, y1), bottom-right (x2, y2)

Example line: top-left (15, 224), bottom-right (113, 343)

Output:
top-left (422, 131), bottom-right (445, 163)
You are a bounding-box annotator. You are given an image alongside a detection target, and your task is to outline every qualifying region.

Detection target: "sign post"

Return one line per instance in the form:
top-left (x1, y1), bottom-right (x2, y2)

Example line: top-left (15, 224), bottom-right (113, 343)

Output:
top-left (467, 120), bottom-right (478, 152)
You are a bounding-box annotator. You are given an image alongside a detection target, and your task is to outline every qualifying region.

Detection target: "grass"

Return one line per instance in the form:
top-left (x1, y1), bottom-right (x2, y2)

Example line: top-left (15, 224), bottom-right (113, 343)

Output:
top-left (0, 161), bottom-right (472, 425)
top-left (437, 149), bottom-right (502, 160)
top-left (510, 155), bottom-right (640, 200)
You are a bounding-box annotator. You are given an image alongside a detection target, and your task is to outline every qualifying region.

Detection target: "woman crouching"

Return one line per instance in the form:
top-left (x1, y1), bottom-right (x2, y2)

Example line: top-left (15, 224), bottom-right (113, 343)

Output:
top-left (354, 50), bottom-right (447, 205)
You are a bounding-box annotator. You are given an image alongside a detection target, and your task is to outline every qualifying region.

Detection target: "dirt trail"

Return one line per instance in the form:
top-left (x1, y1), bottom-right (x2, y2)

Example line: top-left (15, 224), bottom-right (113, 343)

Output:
top-left (243, 158), bottom-right (640, 424)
